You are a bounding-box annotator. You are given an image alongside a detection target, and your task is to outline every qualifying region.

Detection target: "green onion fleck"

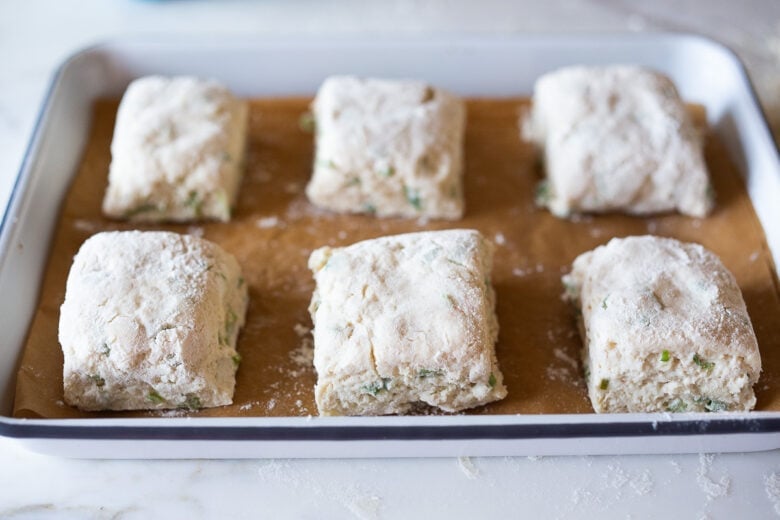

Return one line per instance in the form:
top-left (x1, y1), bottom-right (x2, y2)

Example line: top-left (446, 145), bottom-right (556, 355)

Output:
top-left (601, 296), bottom-right (608, 310)
top-left (363, 203), bottom-right (376, 215)
top-left (225, 309), bottom-right (238, 336)
top-left (316, 158), bottom-right (337, 169)
top-left (237, 277), bottom-right (245, 288)
top-left (705, 183), bottom-right (716, 202)
top-left (179, 393), bottom-right (203, 411)
top-left (100, 343), bottom-right (111, 356)
top-left (404, 185), bottom-right (422, 211)
top-left (488, 373), bottom-right (497, 388)
top-left (345, 177), bottom-right (361, 187)
top-left (88, 374), bottom-right (105, 387)
top-left (667, 398), bottom-right (687, 413)
top-left (147, 390), bottom-right (165, 405)
top-left (299, 111), bottom-right (316, 133)
top-left (534, 181), bottom-right (551, 206)
top-left (123, 203), bottom-right (158, 219)
top-left (692, 353), bottom-right (715, 371)
top-left (419, 368), bottom-right (443, 378)
top-left (184, 190), bottom-right (203, 217)
top-left (599, 378), bottom-right (609, 390)
top-left (660, 350), bottom-right (670, 362)
top-left (361, 378), bottom-right (391, 397)
top-left (378, 165), bottom-right (395, 177)
top-left (232, 353), bottom-right (242, 367)
top-left (695, 396), bottom-right (728, 412)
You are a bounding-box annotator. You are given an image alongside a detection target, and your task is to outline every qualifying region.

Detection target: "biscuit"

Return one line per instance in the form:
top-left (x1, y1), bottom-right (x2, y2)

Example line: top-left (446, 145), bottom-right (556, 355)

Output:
top-left (308, 229), bottom-right (506, 415)
top-left (305, 76), bottom-right (466, 219)
top-left (525, 66), bottom-right (712, 217)
top-left (59, 231), bottom-right (248, 411)
top-left (563, 235), bottom-right (761, 413)
top-left (102, 76), bottom-right (248, 222)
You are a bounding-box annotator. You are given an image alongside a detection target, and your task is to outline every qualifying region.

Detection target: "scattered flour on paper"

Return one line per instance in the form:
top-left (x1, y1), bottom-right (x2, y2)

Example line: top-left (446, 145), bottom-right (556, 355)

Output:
top-left (696, 453), bottom-right (731, 500)
top-left (72, 219), bottom-right (100, 233)
top-left (256, 216), bottom-right (281, 229)
top-left (764, 472), bottom-right (780, 516)
top-left (187, 226), bottom-right (204, 237)
top-left (494, 232), bottom-right (506, 246)
top-left (458, 457), bottom-right (479, 480)
top-left (289, 324), bottom-right (314, 375)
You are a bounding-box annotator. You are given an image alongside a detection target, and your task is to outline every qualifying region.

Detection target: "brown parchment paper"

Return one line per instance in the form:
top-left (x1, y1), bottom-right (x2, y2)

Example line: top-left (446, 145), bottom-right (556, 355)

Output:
top-left (12, 98), bottom-right (780, 419)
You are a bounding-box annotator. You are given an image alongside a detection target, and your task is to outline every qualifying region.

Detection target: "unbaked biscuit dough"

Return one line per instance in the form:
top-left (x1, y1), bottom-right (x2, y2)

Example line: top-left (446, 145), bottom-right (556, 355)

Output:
top-left (305, 76), bottom-right (466, 219)
top-left (59, 231), bottom-right (249, 411)
top-left (525, 66), bottom-right (713, 218)
top-left (563, 235), bottom-right (761, 413)
top-left (308, 229), bottom-right (507, 415)
top-left (102, 76), bottom-right (248, 222)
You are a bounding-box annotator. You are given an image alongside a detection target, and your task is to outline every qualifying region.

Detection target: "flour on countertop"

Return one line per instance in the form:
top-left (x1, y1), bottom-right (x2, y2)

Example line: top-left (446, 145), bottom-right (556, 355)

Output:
top-left (696, 453), bottom-right (731, 500)
top-left (458, 456), bottom-right (479, 480)
top-left (764, 471), bottom-right (780, 516)
top-left (606, 463), bottom-right (654, 496)
top-left (256, 460), bottom-right (383, 519)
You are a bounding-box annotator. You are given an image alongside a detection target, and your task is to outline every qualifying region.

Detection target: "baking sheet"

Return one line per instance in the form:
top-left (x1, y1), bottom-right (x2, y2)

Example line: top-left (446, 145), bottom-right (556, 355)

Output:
top-left (12, 97), bottom-right (780, 419)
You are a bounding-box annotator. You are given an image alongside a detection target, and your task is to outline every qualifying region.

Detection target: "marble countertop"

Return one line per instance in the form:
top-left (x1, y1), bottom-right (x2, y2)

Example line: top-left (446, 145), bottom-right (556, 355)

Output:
top-left (1, 1), bottom-right (780, 518)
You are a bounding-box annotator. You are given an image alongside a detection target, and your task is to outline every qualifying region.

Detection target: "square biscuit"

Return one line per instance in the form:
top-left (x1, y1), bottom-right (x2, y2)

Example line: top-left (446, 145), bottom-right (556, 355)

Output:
top-left (102, 76), bottom-right (248, 222)
top-left (305, 76), bottom-right (466, 220)
top-left (563, 235), bottom-right (761, 413)
top-left (308, 229), bottom-right (506, 416)
top-left (525, 66), bottom-right (713, 218)
top-left (59, 231), bottom-right (249, 411)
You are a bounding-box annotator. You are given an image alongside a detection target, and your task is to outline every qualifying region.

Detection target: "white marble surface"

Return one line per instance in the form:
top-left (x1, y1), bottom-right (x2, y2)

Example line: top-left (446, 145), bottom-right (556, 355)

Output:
top-left (1, 1), bottom-right (780, 518)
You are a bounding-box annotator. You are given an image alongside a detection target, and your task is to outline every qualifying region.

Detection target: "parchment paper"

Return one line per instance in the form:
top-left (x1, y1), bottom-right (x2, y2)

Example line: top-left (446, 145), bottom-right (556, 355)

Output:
top-left (12, 98), bottom-right (780, 418)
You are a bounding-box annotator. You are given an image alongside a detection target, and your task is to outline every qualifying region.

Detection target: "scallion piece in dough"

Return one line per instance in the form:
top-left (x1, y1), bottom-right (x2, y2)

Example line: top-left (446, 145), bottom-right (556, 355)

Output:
top-left (534, 180), bottom-right (551, 206)
top-left (123, 203), bottom-right (158, 218)
top-left (299, 111), bottom-right (316, 133)
top-left (599, 378), bottom-right (609, 390)
top-left (378, 165), bottom-right (395, 177)
top-left (147, 390), bottom-right (165, 405)
top-left (692, 353), bottom-right (715, 371)
top-left (404, 185), bottom-right (422, 210)
top-left (179, 394), bottom-right (203, 410)
top-left (660, 350), bottom-right (670, 362)
top-left (361, 378), bottom-right (391, 397)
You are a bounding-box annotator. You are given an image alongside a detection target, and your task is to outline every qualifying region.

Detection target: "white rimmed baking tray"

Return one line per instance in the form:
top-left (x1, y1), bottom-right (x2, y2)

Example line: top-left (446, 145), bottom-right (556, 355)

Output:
top-left (1, 35), bottom-right (779, 459)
